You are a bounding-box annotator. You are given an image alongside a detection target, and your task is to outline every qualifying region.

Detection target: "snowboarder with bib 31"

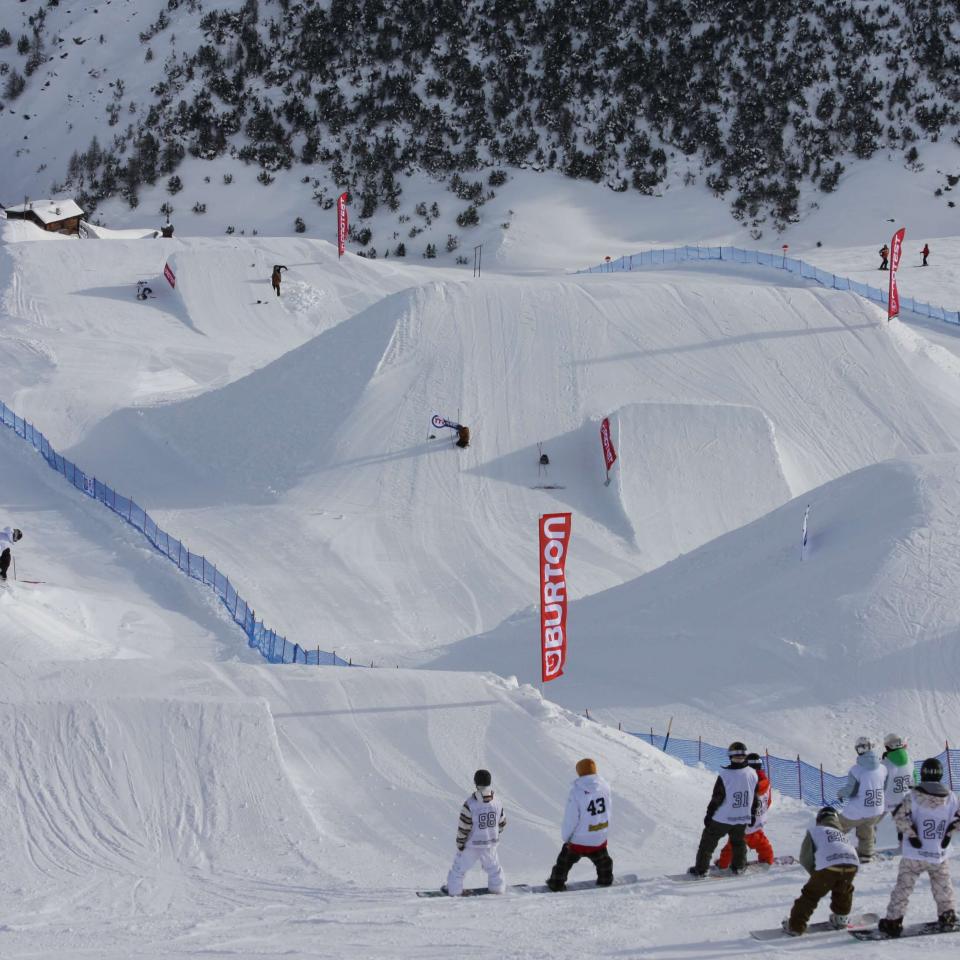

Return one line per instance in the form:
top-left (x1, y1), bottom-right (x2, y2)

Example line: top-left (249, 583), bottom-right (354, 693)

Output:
top-left (0, 526), bottom-right (23, 581)
top-left (882, 733), bottom-right (917, 826)
top-left (836, 736), bottom-right (887, 862)
top-left (876, 758), bottom-right (960, 938)
top-left (782, 805), bottom-right (859, 936)
top-left (688, 741), bottom-right (760, 877)
top-left (547, 758), bottom-right (613, 891)
top-left (445, 769), bottom-right (506, 896)
top-left (717, 752), bottom-right (774, 868)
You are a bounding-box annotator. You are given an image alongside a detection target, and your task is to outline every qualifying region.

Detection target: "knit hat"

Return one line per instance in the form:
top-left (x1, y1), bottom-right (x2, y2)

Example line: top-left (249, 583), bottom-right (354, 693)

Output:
top-left (473, 769), bottom-right (492, 788)
top-left (576, 758), bottom-right (597, 777)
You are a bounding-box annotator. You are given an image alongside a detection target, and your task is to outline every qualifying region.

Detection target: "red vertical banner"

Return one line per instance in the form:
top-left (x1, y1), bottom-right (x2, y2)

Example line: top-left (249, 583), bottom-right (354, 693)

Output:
top-left (888, 226), bottom-right (905, 320)
top-left (600, 416), bottom-right (617, 479)
top-left (337, 192), bottom-right (348, 258)
top-left (539, 513), bottom-right (571, 683)
top-left (163, 262), bottom-right (176, 288)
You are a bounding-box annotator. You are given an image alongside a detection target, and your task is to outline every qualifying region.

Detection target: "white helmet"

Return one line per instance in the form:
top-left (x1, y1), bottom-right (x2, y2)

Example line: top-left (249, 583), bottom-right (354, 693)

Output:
top-left (884, 733), bottom-right (906, 751)
top-left (854, 736), bottom-right (874, 755)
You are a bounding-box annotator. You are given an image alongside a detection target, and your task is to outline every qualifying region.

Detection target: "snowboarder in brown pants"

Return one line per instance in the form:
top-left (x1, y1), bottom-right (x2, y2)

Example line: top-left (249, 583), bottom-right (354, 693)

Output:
top-left (271, 264), bottom-right (288, 296)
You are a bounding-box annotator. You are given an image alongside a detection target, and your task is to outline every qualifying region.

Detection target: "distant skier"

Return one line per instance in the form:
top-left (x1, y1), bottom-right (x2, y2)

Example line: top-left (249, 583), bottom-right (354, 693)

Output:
top-left (546, 758), bottom-right (613, 891)
top-left (922, 243), bottom-right (930, 267)
top-left (879, 244), bottom-right (890, 270)
top-left (0, 526), bottom-right (23, 581)
top-left (836, 736), bottom-right (887, 862)
top-left (716, 752), bottom-right (774, 868)
top-left (445, 769), bottom-right (506, 896)
top-left (455, 424), bottom-right (470, 448)
top-left (782, 805), bottom-right (860, 936)
top-left (271, 264), bottom-right (288, 297)
top-left (688, 741), bottom-right (760, 877)
top-left (876, 758), bottom-right (960, 938)
top-left (882, 733), bottom-right (917, 825)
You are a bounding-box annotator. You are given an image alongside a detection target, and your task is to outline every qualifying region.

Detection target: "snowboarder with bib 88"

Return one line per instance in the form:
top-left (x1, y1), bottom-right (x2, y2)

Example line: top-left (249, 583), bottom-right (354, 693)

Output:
top-left (0, 526), bottom-right (23, 581)
top-left (445, 769), bottom-right (506, 896)
top-left (782, 805), bottom-right (860, 936)
top-left (547, 758), bottom-right (613, 891)
top-left (716, 752), bottom-right (774, 869)
top-left (882, 733), bottom-right (917, 827)
top-left (688, 741), bottom-right (760, 877)
top-left (875, 758), bottom-right (960, 938)
top-left (836, 736), bottom-right (887, 861)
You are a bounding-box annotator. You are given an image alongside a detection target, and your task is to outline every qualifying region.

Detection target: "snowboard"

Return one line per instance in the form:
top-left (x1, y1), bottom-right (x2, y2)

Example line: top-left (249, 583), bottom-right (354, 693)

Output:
top-left (850, 921), bottom-right (960, 942)
top-left (751, 913), bottom-right (878, 941)
top-left (417, 873), bottom-right (639, 898)
top-left (668, 857), bottom-right (797, 882)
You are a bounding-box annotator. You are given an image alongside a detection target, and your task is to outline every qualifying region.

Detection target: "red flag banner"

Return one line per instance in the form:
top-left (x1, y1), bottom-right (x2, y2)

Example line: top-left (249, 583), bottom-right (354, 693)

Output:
top-left (539, 512), bottom-right (572, 683)
top-left (600, 416), bottom-right (617, 472)
top-left (888, 226), bottom-right (905, 320)
top-left (337, 192), bottom-right (348, 258)
top-left (163, 262), bottom-right (176, 288)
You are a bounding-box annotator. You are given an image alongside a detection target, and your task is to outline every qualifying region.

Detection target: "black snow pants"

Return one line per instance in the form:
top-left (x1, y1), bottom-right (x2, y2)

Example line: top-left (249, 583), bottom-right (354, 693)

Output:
top-left (547, 843), bottom-right (613, 890)
top-left (0, 547), bottom-right (10, 580)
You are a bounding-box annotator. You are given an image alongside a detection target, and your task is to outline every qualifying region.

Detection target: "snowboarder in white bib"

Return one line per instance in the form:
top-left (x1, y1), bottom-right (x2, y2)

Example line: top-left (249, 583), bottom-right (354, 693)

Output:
top-left (882, 733), bottom-right (917, 825)
top-left (546, 758), bottom-right (613, 891)
top-left (688, 741), bottom-right (760, 877)
top-left (876, 758), bottom-right (960, 938)
top-left (782, 805), bottom-right (859, 936)
top-left (836, 736), bottom-right (887, 861)
top-left (0, 526), bottom-right (23, 581)
top-left (445, 769), bottom-right (507, 896)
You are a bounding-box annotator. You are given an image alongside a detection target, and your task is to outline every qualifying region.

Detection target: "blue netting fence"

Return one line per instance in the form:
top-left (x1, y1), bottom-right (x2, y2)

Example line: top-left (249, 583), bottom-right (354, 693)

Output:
top-left (1, 399), bottom-right (353, 667)
top-left (577, 246), bottom-right (960, 325)
top-left (632, 730), bottom-right (960, 808)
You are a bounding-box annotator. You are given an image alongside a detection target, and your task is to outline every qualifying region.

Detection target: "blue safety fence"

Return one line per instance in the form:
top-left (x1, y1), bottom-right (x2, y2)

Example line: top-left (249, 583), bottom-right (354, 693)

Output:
top-left (634, 731), bottom-right (960, 808)
top-left (577, 246), bottom-right (960, 325)
top-left (1, 398), bottom-right (353, 667)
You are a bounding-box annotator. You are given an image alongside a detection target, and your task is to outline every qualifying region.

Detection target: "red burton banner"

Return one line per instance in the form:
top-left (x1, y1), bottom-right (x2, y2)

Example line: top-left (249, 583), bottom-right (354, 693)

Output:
top-left (888, 226), bottom-right (905, 320)
top-left (539, 512), bottom-right (572, 683)
top-left (600, 416), bottom-right (617, 472)
top-left (337, 192), bottom-right (348, 257)
top-left (163, 262), bottom-right (176, 288)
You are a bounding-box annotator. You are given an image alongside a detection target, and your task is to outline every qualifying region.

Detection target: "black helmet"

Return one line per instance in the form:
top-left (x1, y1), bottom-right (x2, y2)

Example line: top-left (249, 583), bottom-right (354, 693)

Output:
top-left (727, 741), bottom-right (747, 760)
top-left (920, 758), bottom-right (943, 783)
top-left (12, 528), bottom-right (22, 542)
top-left (473, 768), bottom-right (492, 788)
top-left (816, 805), bottom-right (840, 826)
top-left (746, 752), bottom-right (763, 770)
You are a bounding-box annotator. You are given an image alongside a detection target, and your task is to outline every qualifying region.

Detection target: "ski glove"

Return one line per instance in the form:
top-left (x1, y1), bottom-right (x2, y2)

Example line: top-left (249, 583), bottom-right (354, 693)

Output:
top-left (942, 835), bottom-right (952, 850)
top-left (908, 836), bottom-right (923, 849)
top-left (703, 814), bottom-right (712, 827)
top-left (456, 842), bottom-right (465, 852)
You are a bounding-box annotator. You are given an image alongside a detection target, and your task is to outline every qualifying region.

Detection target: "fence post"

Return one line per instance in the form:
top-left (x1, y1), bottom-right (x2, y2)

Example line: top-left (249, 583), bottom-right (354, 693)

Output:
top-left (202, 556), bottom-right (206, 583)
top-left (698, 735), bottom-right (702, 762)
top-left (650, 726), bottom-right (654, 746)
top-left (797, 755), bottom-right (802, 800)
top-left (317, 645), bottom-right (320, 665)
top-left (947, 741), bottom-right (955, 791)
top-left (281, 637), bottom-right (287, 661)
top-left (819, 764), bottom-right (825, 805)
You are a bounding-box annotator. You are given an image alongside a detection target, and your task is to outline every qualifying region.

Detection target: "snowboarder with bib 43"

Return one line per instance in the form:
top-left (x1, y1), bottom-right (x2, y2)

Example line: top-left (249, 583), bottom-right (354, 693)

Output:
top-left (0, 526), bottom-right (23, 581)
top-left (837, 736), bottom-right (887, 861)
top-left (717, 752), bottom-right (774, 868)
top-left (445, 769), bottom-right (506, 896)
top-left (547, 758), bottom-right (613, 891)
top-left (875, 758), bottom-right (960, 938)
top-left (782, 805), bottom-right (860, 936)
top-left (688, 741), bottom-right (760, 877)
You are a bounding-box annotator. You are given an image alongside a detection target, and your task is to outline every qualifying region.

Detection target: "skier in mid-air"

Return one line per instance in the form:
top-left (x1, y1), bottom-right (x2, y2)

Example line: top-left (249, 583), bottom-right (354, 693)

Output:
top-left (445, 769), bottom-right (506, 896)
top-left (688, 741), bottom-right (760, 877)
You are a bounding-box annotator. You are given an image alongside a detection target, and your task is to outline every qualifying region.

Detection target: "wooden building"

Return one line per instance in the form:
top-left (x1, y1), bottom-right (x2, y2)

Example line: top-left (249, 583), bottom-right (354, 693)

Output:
top-left (2, 198), bottom-right (85, 235)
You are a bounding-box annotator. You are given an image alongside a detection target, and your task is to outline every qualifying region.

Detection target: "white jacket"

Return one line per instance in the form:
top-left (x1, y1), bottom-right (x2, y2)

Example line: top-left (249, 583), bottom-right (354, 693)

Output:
top-left (0, 527), bottom-right (19, 552)
top-left (562, 773), bottom-right (611, 847)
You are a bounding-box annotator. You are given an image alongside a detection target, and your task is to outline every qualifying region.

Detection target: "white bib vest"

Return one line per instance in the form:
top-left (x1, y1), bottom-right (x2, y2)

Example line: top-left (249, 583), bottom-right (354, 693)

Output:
top-left (902, 792), bottom-right (960, 864)
top-left (842, 763), bottom-right (886, 819)
top-left (883, 757), bottom-right (914, 811)
top-left (465, 793), bottom-right (502, 847)
top-left (714, 767), bottom-right (758, 825)
top-left (811, 824), bottom-right (860, 871)
top-left (747, 781), bottom-right (771, 835)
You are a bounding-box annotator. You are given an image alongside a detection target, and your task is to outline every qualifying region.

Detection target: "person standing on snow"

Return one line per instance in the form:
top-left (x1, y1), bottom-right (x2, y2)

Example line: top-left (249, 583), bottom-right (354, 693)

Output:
top-left (782, 805), bottom-right (860, 936)
top-left (876, 758), bottom-right (960, 938)
top-left (879, 244), bottom-right (890, 270)
top-left (922, 243), bottom-right (930, 267)
top-left (836, 736), bottom-right (887, 862)
top-left (445, 769), bottom-right (506, 896)
top-left (716, 752), bottom-right (774, 868)
top-left (882, 733), bottom-right (917, 827)
top-left (688, 741), bottom-right (760, 877)
top-left (271, 264), bottom-right (288, 297)
top-left (0, 526), bottom-right (23, 581)
top-left (546, 758), bottom-right (613, 891)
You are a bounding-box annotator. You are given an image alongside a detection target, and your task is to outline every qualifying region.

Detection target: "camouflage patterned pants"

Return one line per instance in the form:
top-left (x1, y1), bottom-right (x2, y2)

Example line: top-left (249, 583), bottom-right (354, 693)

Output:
top-left (885, 858), bottom-right (956, 920)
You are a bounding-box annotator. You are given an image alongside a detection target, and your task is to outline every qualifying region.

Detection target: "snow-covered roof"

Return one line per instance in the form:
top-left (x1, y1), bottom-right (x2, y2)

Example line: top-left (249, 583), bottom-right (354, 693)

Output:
top-left (4, 198), bottom-right (84, 223)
